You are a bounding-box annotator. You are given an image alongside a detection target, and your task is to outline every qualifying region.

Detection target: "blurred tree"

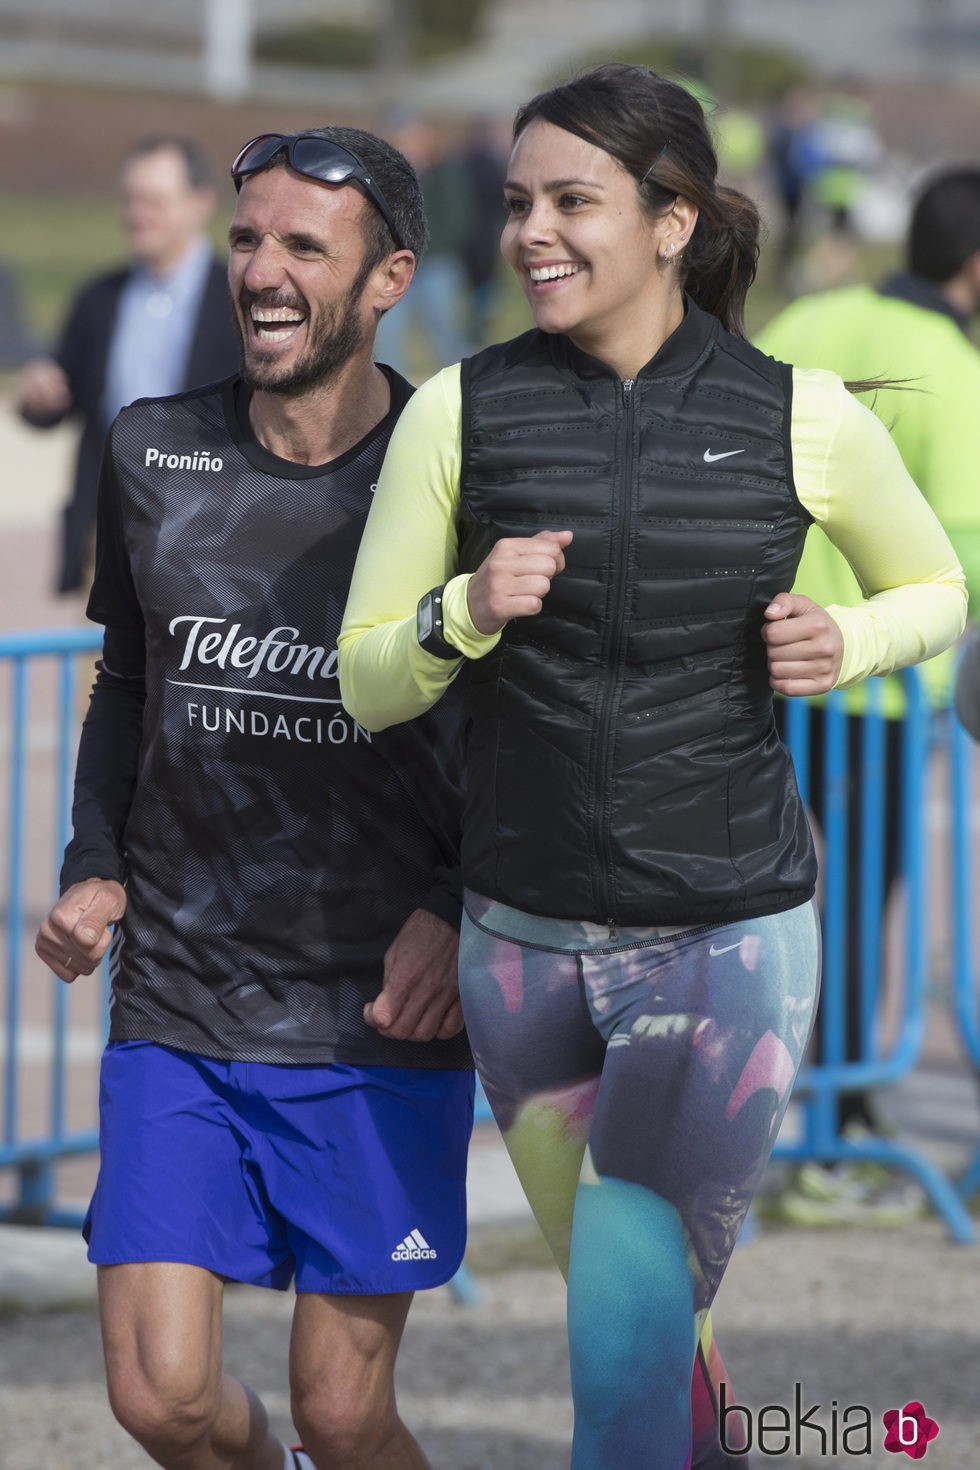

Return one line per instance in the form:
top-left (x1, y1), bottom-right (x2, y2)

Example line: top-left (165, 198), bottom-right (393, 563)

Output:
top-left (415, 0), bottom-right (491, 47)
top-left (259, 0), bottom-right (492, 78)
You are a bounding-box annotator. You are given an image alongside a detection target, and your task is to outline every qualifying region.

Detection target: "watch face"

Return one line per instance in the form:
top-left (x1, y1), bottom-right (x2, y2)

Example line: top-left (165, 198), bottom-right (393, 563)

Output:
top-left (418, 598), bottom-right (435, 641)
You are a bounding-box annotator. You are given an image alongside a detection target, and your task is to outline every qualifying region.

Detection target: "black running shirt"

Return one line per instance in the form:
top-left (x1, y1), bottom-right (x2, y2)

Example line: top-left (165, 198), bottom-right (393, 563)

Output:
top-left (63, 372), bottom-right (471, 1069)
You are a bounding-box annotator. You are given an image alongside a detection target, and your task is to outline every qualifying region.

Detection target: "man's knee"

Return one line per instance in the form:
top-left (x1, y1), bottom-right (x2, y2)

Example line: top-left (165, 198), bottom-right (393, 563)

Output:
top-left (292, 1380), bottom-right (397, 1465)
top-left (106, 1355), bottom-right (219, 1455)
top-left (289, 1289), bottom-right (415, 1465)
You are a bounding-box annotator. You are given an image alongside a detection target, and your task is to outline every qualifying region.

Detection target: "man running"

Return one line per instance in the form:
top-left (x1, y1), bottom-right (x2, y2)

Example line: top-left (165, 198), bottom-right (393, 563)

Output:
top-left (35, 126), bottom-right (473, 1470)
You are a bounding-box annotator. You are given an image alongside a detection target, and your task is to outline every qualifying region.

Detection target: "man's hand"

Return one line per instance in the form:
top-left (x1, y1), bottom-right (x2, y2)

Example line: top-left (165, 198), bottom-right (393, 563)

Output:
top-left (466, 529), bottom-right (574, 635)
top-left (762, 592), bottom-right (845, 696)
top-left (17, 356), bottom-right (73, 420)
top-left (364, 908), bottom-right (463, 1043)
top-left (35, 879), bottom-right (127, 984)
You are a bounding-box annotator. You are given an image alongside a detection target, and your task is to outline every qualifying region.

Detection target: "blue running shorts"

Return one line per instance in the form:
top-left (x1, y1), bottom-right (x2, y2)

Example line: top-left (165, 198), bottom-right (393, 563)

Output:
top-left (84, 1041), bottom-right (475, 1294)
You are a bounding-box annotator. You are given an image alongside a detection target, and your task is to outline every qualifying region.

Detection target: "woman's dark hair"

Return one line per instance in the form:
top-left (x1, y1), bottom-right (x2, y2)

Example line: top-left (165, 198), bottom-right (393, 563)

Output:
top-left (513, 62), bottom-right (760, 339)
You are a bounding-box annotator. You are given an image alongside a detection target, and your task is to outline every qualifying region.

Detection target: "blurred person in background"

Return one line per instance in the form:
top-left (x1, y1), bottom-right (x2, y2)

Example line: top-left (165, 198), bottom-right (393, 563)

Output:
top-left (374, 114), bottom-right (475, 377)
top-left (458, 115), bottom-right (509, 349)
top-left (17, 134), bottom-right (238, 596)
top-left (765, 82), bottom-right (825, 286)
top-left (792, 77), bottom-right (883, 293)
top-left (0, 258), bottom-right (41, 368)
top-left (756, 165), bottom-right (980, 1222)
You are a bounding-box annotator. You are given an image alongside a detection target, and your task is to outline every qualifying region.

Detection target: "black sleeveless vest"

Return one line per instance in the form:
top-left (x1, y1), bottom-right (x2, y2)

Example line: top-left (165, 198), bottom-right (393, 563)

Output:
top-left (457, 301), bottom-right (817, 926)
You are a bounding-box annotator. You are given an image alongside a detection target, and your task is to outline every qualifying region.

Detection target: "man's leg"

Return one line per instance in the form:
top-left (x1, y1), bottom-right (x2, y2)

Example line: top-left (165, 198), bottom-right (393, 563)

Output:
top-left (290, 1290), bottom-right (428, 1470)
top-left (99, 1261), bottom-right (285, 1470)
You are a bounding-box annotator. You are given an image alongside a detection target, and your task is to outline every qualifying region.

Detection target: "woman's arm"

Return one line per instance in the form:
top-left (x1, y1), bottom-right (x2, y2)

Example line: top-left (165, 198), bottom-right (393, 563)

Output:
top-left (339, 364), bottom-right (501, 731)
top-left (792, 369), bottom-right (967, 689)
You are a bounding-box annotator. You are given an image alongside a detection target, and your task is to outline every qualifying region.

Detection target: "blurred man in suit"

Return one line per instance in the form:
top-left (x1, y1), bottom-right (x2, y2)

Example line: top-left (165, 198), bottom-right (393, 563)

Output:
top-left (17, 135), bottom-right (239, 594)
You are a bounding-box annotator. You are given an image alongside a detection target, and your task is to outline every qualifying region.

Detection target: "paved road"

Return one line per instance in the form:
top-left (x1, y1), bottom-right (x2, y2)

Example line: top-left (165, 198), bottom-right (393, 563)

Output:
top-left (2, 1091), bottom-right (980, 1470)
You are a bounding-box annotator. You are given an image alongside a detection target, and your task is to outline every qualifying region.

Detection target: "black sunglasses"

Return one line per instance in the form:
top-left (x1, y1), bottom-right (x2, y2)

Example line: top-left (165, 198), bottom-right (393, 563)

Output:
top-left (231, 133), bottom-right (406, 251)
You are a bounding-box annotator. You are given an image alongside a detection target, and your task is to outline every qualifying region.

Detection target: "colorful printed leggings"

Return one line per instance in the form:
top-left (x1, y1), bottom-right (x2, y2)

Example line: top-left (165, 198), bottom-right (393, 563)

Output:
top-left (459, 894), bottom-right (820, 1470)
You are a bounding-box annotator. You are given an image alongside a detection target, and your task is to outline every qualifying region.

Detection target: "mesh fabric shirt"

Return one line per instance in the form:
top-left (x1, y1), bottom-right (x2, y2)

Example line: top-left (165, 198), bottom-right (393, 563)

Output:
top-left (65, 371), bottom-right (470, 1069)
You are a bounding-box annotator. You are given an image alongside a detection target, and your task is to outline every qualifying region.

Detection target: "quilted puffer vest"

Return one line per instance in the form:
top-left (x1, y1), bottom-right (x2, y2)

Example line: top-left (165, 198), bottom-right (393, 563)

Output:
top-left (457, 300), bottom-right (817, 926)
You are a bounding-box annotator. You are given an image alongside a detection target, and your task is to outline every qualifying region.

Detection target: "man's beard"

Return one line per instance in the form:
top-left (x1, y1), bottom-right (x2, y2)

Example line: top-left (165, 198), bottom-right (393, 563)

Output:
top-left (238, 272), bottom-right (372, 396)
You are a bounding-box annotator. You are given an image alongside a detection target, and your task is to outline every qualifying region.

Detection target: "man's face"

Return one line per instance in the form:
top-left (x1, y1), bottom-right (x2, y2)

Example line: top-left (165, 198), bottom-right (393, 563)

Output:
top-left (227, 165), bottom-right (384, 395)
top-left (120, 147), bottom-right (214, 275)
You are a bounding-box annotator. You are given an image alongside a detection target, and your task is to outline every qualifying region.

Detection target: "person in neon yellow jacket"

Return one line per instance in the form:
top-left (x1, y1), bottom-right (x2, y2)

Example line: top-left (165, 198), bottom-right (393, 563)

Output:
top-left (757, 168), bottom-right (980, 717)
top-left (755, 167), bottom-right (980, 1168)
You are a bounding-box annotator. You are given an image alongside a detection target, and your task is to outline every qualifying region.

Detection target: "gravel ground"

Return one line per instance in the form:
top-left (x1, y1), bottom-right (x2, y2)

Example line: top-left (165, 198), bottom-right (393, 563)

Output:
top-left (1, 1216), bottom-right (976, 1470)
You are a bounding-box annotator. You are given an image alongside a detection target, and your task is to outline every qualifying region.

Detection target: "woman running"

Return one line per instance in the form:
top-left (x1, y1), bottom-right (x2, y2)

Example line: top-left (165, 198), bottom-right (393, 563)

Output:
top-left (339, 63), bottom-right (966, 1470)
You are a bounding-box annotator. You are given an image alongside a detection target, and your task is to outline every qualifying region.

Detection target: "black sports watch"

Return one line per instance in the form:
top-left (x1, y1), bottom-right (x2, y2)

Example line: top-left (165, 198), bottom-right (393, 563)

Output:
top-left (417, 586), bottom-right (462, 660)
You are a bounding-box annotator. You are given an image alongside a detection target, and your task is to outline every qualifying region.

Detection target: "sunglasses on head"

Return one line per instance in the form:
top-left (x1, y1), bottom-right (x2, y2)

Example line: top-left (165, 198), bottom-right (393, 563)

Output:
top-left (230, 133), bottom-right (406, 251)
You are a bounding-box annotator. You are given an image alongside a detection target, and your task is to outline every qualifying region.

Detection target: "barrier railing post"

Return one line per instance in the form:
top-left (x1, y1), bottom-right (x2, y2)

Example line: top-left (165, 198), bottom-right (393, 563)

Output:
top-left (5, 656), bottom-right (27, 1157)
top-left (1, 628), bottom-right (103, 1226)
top-left (950, 711), bottom-right (980, 1199)
top-left (774, 672), bottom-right (976, 1243)
top-left (858, 678), bottom-right (886, 1052)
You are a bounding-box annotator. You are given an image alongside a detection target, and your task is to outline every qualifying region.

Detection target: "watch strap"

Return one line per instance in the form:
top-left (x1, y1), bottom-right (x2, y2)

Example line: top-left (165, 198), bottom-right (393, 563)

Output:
top-left (417, 586), bottom-right (462, 660)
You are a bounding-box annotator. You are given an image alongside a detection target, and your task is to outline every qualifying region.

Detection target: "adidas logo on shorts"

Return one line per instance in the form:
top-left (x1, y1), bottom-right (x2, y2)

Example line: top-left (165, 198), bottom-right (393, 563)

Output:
top-left (391, 1228), bottom-right (437, 1261)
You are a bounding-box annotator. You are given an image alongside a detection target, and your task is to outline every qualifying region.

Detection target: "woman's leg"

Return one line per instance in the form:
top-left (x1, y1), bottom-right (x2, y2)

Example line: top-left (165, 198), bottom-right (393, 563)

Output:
top-left (459, 904), bottom-right (819, 1468)
top-left (562, 900), bottom-right (820, 1469)
top-left (458, 907), bottom-right (604, 1268)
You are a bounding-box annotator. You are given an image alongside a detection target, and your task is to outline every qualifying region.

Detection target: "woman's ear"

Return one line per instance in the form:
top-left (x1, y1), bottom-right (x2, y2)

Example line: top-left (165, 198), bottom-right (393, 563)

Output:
top-left (670, 195), bottom-right (699, 252)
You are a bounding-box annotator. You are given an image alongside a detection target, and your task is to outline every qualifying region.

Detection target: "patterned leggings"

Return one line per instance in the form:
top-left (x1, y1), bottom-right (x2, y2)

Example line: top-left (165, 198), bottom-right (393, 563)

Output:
top-left (459, 894), bottom-right (820, 1470)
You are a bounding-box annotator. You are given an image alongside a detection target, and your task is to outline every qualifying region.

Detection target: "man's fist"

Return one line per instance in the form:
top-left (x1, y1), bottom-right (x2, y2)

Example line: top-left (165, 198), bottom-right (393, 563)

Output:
top-left (35, 878), bottom-right (127, 984)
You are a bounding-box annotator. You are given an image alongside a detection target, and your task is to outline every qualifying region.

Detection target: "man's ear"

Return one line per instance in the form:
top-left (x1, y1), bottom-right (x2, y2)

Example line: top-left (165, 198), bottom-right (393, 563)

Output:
top-left (370, 250), bottom-right (416, 316)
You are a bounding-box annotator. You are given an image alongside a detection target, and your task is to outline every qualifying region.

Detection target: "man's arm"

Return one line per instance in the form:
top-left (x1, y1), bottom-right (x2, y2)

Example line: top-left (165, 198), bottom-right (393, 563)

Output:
top-left (36, 629), bottom-right (145, 984)
top-left (59, 629), bottom-right (145, 890)
top-left (36, 426), bottom-right (147, 984)
top-left (16, 277), bottom-right (102, 428)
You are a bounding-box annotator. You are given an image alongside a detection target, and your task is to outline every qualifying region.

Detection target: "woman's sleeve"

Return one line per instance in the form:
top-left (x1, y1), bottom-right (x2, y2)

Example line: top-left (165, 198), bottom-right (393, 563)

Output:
top-left (339, 363), bottom-right (502, 731)
top-left (792, 370), bottom-right (968, 689)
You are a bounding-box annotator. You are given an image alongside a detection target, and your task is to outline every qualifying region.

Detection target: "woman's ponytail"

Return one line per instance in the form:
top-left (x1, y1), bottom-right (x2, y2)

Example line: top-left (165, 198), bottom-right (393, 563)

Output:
top-left (681, 185), bottom-right (760, 339)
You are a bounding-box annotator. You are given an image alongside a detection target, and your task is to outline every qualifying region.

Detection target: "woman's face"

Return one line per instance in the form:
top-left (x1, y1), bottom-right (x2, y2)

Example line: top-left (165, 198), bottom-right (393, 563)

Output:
top-left (501, 118), bottom-right (686, 374)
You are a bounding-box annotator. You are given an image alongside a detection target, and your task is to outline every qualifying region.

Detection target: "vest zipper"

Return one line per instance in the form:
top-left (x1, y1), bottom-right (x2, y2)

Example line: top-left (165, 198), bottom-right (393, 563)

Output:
top-left (594, 377), bottom-right (635, 925)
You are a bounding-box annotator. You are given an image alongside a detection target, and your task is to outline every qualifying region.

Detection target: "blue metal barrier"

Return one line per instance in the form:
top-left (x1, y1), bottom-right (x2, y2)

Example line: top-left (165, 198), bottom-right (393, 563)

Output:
top-left (949, 710), bottom-right (980, 1199)
top-left (1, 625), bottom-right (106, 1226)
top-left (2, 635), bottom-right (978, 1248)
top-left (774, 671), bottom-right (977, 1243)
top-left (0, 625), bottom-right (490, 1306)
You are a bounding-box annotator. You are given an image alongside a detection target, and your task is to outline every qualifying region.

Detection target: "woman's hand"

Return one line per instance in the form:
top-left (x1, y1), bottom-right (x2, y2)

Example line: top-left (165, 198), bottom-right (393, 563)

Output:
top-left (466, 529), bottom-right (574, 635)
top-left (762, 592), bottom-right (844, 695)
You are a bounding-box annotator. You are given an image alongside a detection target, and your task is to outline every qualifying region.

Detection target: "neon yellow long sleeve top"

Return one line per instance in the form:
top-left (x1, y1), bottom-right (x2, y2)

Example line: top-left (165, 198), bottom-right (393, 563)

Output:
top-left (339, 363), bottom-right (967, 732)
